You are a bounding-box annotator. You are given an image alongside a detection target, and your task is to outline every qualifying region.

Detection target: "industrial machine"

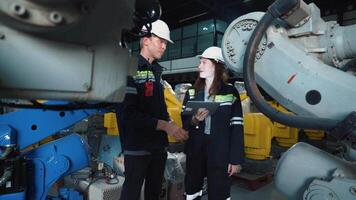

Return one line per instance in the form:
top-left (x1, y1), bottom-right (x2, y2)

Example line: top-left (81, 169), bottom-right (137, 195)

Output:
top-left (222, 0), bottom-right (356, 199)
top-left (1, 0), bottom-right (356, 199)
top-left (0, 0), bottom-right (162, 199)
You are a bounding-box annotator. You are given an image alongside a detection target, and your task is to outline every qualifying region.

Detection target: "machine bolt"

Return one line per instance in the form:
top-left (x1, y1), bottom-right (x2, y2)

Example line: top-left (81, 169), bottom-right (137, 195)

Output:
top-left (11, 4), bottom-right (27, 18)
top-left (267, 42), bottom-right (275, 49)
top-left (82, 83), bottom-right (90, 90)
top-left (49, 11), bottom-right (64, 24)
top-left (350, 186), bottom-right (356, 195)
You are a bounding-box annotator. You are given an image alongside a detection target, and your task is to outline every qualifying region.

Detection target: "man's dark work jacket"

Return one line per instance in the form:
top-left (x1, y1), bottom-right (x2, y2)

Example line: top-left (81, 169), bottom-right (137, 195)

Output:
top-left (121, 55), bottom-right (170, 152)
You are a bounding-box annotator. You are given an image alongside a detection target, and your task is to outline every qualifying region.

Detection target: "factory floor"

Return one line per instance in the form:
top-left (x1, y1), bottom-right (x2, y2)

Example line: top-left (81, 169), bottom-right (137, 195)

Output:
top-left (230, 181), bottom-right (287, 200)
top-left (202, 180), bottom-right (288, 200)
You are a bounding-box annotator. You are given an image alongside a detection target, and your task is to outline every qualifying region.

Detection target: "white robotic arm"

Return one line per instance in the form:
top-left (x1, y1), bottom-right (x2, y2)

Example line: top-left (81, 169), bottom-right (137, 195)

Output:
top-left (222, 0), bottom-right (356, 130)
top-left (222, 0), bottom-right (356, 199)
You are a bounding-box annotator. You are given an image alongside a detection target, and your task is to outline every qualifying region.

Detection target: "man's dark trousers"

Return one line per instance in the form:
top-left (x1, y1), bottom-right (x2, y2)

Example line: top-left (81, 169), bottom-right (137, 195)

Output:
top-left (120, 152), bottom-right (167, 200)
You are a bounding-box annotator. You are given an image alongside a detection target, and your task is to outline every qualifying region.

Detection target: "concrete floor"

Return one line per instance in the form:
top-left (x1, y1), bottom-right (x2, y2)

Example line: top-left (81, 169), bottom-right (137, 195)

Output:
top-left (202, 181), bottom-right (288, 200)
top-left (230, 181), bottom-right (287, 200)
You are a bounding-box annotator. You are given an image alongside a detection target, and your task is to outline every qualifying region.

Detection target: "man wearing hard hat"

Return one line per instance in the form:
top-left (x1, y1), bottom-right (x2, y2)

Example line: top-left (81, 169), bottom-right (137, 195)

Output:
top-left (120, 19), bottom-right (188, 199)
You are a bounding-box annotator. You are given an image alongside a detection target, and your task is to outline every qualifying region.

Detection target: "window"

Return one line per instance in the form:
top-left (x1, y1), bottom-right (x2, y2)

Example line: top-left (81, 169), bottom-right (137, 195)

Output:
top-left (197, 33), bottom-right (213, 54)
top-left (160, 50), bottom-right (168, 61)
top-left (198, 19), bottom-right (214, 35)
top-left (183, 24), bottom-right (197, 38)
top-left (217, 34), bottom-right (224, 48)
top-left (171, 28), bottom-right (182, 41)
top-left (216, 19), bottom-right (228, 33)
top-left (182, 37), bottom-right (197, 57)
top-left (158, 19), bottom-right (227, 61)
top-left (168, 41), bottom-right (181, 59)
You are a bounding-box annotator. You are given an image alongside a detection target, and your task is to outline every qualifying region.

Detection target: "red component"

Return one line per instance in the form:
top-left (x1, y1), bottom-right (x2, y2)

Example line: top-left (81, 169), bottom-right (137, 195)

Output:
top-left (145, 81), bottom-right (154, 96)
top-left (287, 73), bottom-right (297, 84)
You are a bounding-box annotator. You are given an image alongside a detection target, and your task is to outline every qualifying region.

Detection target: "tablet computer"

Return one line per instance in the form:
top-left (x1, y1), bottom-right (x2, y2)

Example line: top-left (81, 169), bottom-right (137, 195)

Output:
top-left (182, 101), bottom-right (220, 115)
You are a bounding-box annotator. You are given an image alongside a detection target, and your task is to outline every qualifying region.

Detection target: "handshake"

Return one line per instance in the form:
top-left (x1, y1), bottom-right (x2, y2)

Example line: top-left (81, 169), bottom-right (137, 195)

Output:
top-left (156, 108), bottom-right (210, 141)
top-left (157, 120), bottom-right (189, 141)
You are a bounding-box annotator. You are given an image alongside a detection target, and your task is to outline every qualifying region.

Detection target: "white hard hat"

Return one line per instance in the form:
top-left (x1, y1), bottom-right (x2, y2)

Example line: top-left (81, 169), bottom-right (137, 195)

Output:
top-left (142, 19), bottom-right (173, 43)
top-left (197, 46), bottom-right (225, 64)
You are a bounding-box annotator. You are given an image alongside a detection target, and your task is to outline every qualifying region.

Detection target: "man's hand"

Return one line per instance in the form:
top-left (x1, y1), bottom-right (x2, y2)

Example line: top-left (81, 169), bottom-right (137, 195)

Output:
top-left (227, 164), bottom-right (242, 177)
top-left (157, 120), bottom-right (189, 141)
top-left (192, 108), bottom-right (209, 125)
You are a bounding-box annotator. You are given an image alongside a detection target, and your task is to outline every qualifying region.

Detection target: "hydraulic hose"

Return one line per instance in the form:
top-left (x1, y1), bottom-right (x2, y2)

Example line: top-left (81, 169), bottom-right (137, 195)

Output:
top-left (0, 146), bottom-right (14, 160)
top-left (243, 0), bottom-right (338, 130)
top-left (341, 58), bottom-right (356, 72)
top-left (0, 168), bottom-right (12, 187)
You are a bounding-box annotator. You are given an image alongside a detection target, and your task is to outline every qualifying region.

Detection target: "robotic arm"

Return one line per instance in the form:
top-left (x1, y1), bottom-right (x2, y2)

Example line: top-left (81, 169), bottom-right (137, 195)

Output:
top-left (222, 0), bottom-right (356, 130)
top-left (222, 0), bottom-right (356, 199)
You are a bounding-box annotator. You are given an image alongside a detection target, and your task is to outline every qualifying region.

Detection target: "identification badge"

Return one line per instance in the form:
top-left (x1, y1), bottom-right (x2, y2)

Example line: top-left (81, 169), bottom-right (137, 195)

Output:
top-left (145, 81), bottom-right (153, 96)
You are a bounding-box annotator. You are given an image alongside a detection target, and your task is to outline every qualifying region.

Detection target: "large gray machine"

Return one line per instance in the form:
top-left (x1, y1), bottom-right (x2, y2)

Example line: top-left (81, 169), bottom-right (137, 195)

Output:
top-left (0, 1), bottom-right (161, 199)
top-left (222, 0), bottom-right (356, 199)
top-left (1, 0), bottom-right (356, 199)
top-left (0, 0), bottom-right (147, 102)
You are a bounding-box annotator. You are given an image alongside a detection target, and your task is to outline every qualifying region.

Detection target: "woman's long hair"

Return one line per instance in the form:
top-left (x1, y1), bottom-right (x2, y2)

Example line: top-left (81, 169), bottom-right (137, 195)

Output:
top-left (193, 60), bottom-right (228, 97)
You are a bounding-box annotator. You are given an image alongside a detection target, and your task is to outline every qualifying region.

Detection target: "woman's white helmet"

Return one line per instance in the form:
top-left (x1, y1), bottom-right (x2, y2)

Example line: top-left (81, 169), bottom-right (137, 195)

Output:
top-left (142, 19), bottom-right (173, 43)
top-left (197, 46), bottom-right (225, 64)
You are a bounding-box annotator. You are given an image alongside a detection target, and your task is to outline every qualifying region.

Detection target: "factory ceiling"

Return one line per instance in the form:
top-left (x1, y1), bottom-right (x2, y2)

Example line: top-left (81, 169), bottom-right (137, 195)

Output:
top-left (159, 0), bottom-right (356, 28)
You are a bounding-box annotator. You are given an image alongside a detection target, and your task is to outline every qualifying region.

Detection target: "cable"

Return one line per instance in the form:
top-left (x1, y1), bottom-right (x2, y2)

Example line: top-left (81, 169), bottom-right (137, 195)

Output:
top-left (341, 58), bottom-right (356, 72)
top-left (0, 168), bottom-right (12, 187)
top-left (83, 163), bottom-right (120, 192)
top-left (0, 146), bottom-right (14, 160)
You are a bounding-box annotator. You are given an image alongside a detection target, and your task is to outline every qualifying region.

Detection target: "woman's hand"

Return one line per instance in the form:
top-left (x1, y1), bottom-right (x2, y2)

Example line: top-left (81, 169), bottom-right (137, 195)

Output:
top-left (227, 164), bottom-right (242, 176)
top-left (192, 108), bottom-right (209, 125)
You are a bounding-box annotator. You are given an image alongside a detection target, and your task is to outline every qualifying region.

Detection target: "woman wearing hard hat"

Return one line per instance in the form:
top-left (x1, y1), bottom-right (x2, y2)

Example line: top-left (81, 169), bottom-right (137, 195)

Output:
top-left (182, 46), bottom-right (245, 199)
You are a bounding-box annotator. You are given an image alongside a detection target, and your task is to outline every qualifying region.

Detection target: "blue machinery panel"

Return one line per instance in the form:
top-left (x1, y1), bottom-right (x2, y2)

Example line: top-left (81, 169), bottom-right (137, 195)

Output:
top-left (98, 135), bottom-right (122, 168)
top-left (0, 102), bottom-right (105, 200)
